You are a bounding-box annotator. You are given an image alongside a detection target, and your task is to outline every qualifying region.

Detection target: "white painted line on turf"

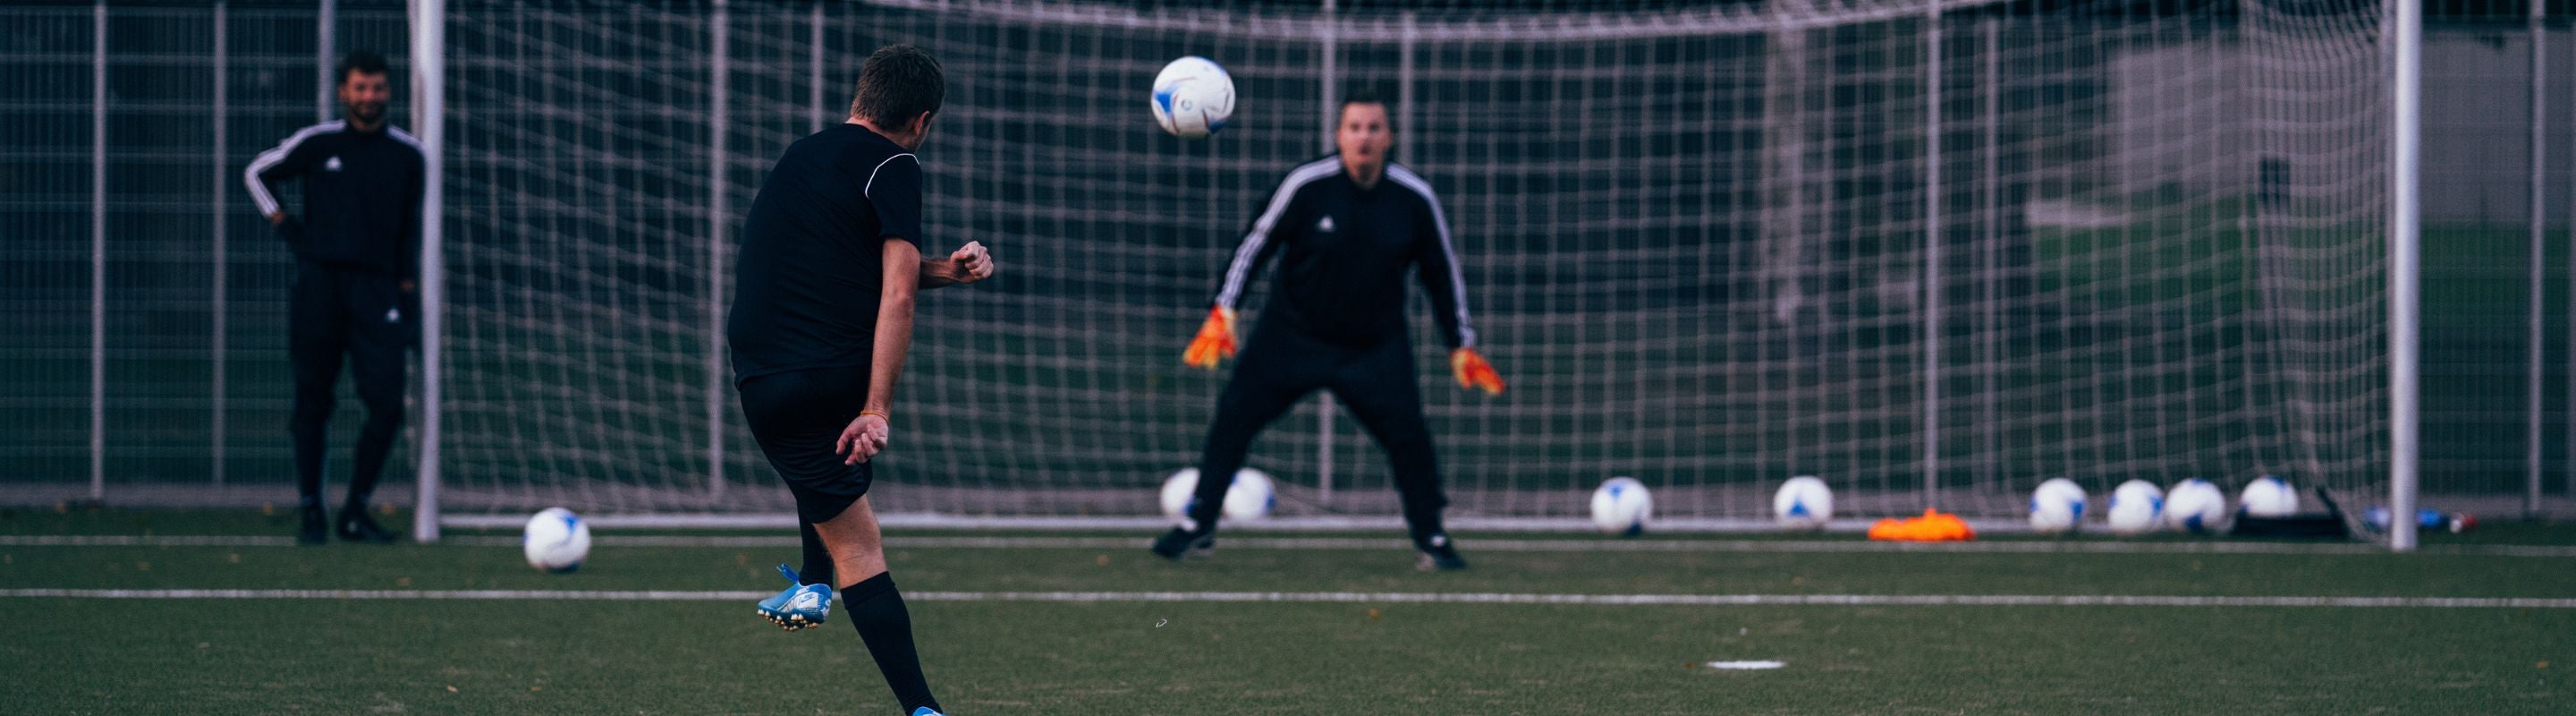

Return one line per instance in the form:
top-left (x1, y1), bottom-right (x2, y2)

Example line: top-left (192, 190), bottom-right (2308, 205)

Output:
top-left (1703, 661), bottom-right (1786, 670)
top-left (4, 589), bottom-right (2573, 609)
top-left (0, 535), bottom-right (299, 546)
top-left (8, 533), bottom-right (2574, 558)
top-left (0, 588), bottom-right (772, 601)
top-left (900, 592), bottom-right (2576, 609)
top-left (447, 535), bottom-right (795, 549)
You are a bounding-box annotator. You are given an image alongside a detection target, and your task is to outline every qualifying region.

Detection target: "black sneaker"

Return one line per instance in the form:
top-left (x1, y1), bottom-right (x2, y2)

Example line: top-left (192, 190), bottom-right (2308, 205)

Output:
top-left (297, 506), bottom-right (328, 546)
top-left (1149, 524), bottom-right (1215, 561)
top-left (1413, 532), bottom-right (1468, 571)
top-left (336, 508), bottom-right (399, 544)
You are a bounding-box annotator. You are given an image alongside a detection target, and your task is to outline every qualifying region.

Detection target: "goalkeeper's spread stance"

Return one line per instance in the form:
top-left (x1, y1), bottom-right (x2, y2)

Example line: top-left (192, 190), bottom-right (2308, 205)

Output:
top-left (1153, 90), bottom-right (1504, 571)
top-left (728, 45), bottom-right (989, 716)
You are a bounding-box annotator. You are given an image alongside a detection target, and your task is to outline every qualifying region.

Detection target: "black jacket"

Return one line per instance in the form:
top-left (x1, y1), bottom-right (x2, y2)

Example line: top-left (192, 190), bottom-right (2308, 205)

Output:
top-left (1210, 157), bottom-right (1478, 349)
top-left (245, 120), bottom-right (427, 277)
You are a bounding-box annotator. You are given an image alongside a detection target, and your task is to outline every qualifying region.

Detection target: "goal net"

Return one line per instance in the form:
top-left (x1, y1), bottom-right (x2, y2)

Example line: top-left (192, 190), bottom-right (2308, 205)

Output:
top-left (427, 0), bottom-right (2392, 531)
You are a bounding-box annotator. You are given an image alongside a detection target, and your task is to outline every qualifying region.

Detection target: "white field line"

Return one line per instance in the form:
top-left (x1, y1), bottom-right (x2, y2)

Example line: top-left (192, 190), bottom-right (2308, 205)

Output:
top-left (2, 588), bottom-right (2573, 609)
top-left (4, 533), bottom-right (2573, 557)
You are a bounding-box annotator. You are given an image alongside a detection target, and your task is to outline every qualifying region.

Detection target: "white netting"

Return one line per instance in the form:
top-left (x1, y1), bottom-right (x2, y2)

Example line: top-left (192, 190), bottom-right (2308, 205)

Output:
top-left (425, 0), bottom-right (2389, 528)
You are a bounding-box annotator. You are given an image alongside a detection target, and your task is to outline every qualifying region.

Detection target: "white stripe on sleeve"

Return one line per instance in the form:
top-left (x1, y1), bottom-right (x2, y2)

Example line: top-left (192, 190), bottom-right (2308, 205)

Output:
top-left (1385, 164), bottom-right (1475, 347)
top-left (242, 121), bottom-right (343, 217)
top-left (863, 153), bottom-right (918, 199)
top-left (1216, 158), bottom-right (1343, 309)
top-left (384, 125), bottom-right (427, 156)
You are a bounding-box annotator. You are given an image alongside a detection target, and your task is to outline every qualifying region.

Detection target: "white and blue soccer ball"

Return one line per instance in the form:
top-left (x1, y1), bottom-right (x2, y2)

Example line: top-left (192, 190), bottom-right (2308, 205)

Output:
top-left (2164, 479), bottom-right (2228, 533)
top-left (1159, 467), bottom-right (1276, 524)
top-left (1150, 56), bottom-right (1235, 139)
top-left (1590, 476), bottom-right (1654, 536)
top-left (2238, 474), bottom-right (2301, 517)
top-left (1772, 475), bottom-right (1833, 530)
top-left (2106, 480), bottom-right (2165, 535)
top-left (2028, 477), bottom-right (2088, 534)
top-left (521, 507), bottom-right (592, 574)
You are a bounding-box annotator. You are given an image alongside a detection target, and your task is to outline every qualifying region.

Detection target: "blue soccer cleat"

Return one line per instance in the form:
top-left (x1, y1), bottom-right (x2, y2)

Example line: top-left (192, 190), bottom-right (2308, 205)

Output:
top-left (755, 563), bottom-right (833, 632)
top-left (910, 708), bottom-right (947, 716)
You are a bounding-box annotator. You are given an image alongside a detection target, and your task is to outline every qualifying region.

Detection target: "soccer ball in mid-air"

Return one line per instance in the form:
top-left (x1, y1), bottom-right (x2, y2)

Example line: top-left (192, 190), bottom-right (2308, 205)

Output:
top-left (2238, 474), bottom-right (2300, 517)
top-left (1771, 475), bottom-right (1833, 530)
top-left (1589, 476), bottom-right (1653, 536)
top-left (2164, 479), bottom-right (2228, 533)
top-left (522, 507), bottom-right (592, 573)
top-left (2106, 480), bottom-right (2165, 535)
top-left (2028, 477), bottom-right (2088, 534)
top-left (1150, 55), bottom-right (1235, 139)
top-left (1158, 467), bottom-right (1276, 524)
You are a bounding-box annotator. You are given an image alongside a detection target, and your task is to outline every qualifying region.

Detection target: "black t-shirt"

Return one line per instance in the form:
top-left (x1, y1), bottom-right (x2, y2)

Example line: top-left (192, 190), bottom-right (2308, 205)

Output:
top-left (727, 124), bottom-right (924, 380)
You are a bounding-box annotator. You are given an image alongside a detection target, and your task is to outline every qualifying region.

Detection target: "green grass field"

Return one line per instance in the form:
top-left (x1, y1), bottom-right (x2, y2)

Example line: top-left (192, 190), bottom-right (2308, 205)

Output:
top-left (4, 509), bottom-right (2572, 714)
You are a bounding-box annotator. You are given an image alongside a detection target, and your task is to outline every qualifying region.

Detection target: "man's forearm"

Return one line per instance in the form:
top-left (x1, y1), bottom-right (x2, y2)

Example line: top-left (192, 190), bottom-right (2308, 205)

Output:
top-left (869, 251), bottom-right (923, 416)
top-left (918, 258), bottom-right (962, 289)
top-left (866, 297), bottom-right (914, 416)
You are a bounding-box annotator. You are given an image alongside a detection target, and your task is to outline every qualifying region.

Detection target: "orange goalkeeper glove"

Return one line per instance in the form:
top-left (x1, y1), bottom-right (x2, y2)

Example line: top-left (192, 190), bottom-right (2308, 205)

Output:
top-left (1450, 347), bottom-right (1504, 395)
top-left (1182, 306), bottom-right (1239, 370)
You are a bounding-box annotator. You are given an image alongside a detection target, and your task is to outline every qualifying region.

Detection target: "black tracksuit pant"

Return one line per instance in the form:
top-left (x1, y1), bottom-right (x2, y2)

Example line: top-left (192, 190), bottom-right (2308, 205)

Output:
top-left (289, 261), bottom-right (411, 509)
top-left (1189, 325), bottom-right (1448, 533)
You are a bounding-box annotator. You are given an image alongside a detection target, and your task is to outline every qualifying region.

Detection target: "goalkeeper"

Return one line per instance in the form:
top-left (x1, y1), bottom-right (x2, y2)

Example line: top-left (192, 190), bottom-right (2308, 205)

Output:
top-left (1154, 89), bottom-right (1504, 571)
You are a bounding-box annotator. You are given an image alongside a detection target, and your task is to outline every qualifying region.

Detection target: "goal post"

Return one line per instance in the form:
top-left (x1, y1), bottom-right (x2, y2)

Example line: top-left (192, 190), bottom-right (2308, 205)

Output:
top-left (409, 0), bottom-right (2401, 539)
top-left (411, 0), bottom-right (448, 545)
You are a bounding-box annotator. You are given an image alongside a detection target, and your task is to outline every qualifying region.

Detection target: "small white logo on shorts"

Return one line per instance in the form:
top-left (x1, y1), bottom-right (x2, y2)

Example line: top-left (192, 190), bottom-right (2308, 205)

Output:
top-left (1316, 216), bottom-right (1336, 233)
top-left (325, 157), bottom-right (343, 172)
top-left (386, 308), bottom-right (401, 324)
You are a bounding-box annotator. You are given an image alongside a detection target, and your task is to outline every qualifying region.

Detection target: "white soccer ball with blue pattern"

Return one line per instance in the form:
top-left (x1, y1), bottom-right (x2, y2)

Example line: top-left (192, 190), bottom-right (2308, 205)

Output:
top-left (521, 507), bottom-right (591, 574)
top-left (2028, 477), bottom-right (2088, 534)
top-left (1223, 468), bottom-right (1276, 521)
top-left (1158, 467), bottom-right (1276, 524)
top-left (2106, 480), bottom-right (2165, 535)
top-left (1590, 476), bottom-right (1653, 536)
top-left (2237, 474), bottom-right (2300, 517)
top-left (2164, 479), bottom-right (2229, 533)
top-left (1771, 475), bottom-right (1833, 530)
top-left (1150, 55), bottom-right (1235, 139)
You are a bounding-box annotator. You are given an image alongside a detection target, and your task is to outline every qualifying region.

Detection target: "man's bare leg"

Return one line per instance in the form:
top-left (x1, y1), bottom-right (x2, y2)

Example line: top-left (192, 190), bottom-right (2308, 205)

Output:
top-left (815, 497), bottom-right (942, 715)
top-left (813, 496), bottom-right (890, 587)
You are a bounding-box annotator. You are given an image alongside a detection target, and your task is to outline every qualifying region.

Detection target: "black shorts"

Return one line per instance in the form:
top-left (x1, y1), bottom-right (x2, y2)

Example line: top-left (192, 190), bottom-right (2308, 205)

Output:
top-left (737, 366), bottom-right (874, 524)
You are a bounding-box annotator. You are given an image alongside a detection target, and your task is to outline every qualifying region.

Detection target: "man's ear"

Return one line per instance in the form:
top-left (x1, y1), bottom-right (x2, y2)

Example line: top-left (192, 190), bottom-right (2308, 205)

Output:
top-left (908, 111), bottom-right (936, 135)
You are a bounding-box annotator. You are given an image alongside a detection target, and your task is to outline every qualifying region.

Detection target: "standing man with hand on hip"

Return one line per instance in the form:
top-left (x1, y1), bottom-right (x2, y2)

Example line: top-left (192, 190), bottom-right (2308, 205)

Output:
top-left (243, 51), bottom-right (426, 546)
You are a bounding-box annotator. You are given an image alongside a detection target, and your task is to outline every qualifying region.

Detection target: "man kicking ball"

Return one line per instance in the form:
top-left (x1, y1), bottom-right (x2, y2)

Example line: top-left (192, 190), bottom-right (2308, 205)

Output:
top-left (729, 45), bottom-right (992, 716)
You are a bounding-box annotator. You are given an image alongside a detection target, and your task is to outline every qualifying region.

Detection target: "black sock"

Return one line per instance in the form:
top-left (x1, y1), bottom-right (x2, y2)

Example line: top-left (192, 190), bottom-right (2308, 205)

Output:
top-left (1409, 514), bottom-right (1448, 543)
top-left (797, 522), bottom-right (835, 587)
top-left (292, 422), bottom-right (326, 508)
top-left (346, 399), bottom-right (400, 509)
top-left (843, 572), bottom-right (939, 715)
